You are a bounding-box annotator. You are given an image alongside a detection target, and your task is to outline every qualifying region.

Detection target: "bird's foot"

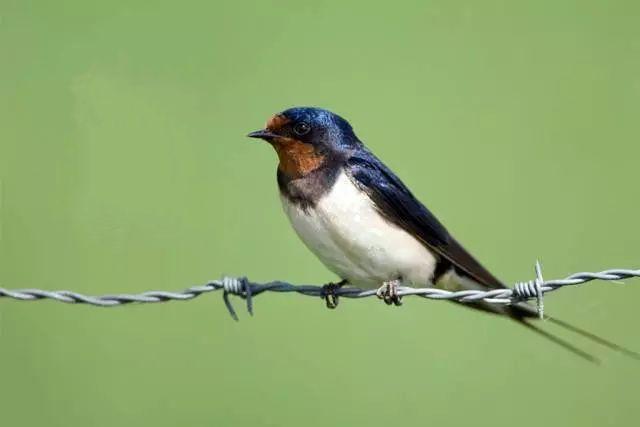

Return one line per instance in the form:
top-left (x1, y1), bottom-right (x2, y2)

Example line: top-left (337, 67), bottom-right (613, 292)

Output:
top-left (376, 279), bottom-right (403, 306)
top-left (321, 279), bottom-right (347, 309)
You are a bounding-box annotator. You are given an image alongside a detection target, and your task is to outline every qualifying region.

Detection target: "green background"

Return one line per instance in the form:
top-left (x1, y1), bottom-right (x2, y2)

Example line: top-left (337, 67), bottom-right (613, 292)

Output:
top-left (1, 1), bottom-right (639, 426)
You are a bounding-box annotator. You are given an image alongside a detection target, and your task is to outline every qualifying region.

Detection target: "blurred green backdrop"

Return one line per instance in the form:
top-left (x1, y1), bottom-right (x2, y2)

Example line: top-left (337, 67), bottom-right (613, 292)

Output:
top-left (1, 1), bottom-right (639, 426)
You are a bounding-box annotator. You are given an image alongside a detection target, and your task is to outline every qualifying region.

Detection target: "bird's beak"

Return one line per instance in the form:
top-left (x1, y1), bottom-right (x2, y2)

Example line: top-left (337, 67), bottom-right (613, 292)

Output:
top-left (247, 129), bottom-right (277, 141)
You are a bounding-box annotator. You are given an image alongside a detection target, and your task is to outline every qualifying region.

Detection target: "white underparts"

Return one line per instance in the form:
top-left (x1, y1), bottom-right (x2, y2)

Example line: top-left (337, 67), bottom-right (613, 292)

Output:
top-left (280, 171), bottom-right (438, 289)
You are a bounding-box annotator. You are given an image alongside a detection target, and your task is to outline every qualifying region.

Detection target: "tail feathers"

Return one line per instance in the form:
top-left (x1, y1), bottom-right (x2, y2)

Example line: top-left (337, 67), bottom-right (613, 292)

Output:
top-left (545, 315), bottom-right (640, 361)
top-left (445, 271), bottom-right (639, 362)
top-left (508, 304), bottom-right (639, 362)
top-left (517, 319), bottom-right (600, 364)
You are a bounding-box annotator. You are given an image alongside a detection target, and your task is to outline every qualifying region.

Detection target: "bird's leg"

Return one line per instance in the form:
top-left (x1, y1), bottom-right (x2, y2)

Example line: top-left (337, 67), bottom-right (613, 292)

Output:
top-left (376, 279), bottom-right (403, 306)
top-left (321, 279), bottom-right (348, 309)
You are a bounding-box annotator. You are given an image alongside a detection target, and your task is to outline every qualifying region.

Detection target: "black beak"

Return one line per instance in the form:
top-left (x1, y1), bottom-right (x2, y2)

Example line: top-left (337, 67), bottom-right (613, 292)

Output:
top-left (247, 129), bottom-right (277, 141)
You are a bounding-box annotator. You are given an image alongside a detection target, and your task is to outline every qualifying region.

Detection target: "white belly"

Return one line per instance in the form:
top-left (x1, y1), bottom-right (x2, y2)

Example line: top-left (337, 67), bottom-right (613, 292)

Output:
top-left (280, 171), bottom-right (437, 288)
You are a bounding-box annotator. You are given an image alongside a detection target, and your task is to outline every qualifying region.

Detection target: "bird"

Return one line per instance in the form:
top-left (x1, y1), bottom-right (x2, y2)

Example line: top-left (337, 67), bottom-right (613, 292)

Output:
top-left (248, 106), bottom-right (638, 363)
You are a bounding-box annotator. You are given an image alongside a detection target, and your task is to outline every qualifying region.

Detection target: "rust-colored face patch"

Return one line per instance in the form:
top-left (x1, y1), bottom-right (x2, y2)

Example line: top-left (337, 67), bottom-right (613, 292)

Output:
top-left (260, 113), bottom-right (324, 177)
top-left (272, 137), bottom-right (325, 178)
top-left (265, 114), bottom-right (290, 133)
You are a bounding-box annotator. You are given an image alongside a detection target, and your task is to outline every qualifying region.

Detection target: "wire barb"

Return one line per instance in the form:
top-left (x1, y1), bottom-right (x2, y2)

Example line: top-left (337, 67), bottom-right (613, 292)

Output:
top-left (1, 264), bottom-right (639, 320)
top-left (221, 277), bottom-right (252, 321)
top-left (512, 260), bottom-right (545, 319)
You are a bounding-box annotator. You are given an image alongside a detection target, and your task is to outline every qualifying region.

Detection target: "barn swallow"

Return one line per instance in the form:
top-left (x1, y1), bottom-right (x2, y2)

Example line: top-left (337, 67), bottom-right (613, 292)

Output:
top-left (248, 106), bottom-right (638, 362)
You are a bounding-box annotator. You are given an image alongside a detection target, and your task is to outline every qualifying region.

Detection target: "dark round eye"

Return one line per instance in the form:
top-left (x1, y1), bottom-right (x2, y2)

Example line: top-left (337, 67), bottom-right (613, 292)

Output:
top-left (293, 122), bottom-right (311, 136)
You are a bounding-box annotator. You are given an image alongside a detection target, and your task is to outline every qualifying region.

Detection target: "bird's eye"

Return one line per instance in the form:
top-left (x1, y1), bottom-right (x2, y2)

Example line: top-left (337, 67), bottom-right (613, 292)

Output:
top-left (293, 122), bottom-right (311, 136)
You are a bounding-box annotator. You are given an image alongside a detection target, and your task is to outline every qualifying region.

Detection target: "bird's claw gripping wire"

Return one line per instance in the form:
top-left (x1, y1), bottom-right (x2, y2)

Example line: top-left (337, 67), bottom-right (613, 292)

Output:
top-left (376, 279), bottom-right (403, 306)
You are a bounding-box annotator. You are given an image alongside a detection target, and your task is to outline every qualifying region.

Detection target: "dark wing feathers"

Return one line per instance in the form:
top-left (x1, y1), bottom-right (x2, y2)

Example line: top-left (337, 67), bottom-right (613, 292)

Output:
top-left (346, 151), bottom-right (505, 290)
top-left (345, 152), bottom-right (637, 359)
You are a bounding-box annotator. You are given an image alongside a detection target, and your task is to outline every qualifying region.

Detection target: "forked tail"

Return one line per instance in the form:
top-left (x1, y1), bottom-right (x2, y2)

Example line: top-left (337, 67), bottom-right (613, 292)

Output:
top-left (511, 305), bottom-right (640, 364)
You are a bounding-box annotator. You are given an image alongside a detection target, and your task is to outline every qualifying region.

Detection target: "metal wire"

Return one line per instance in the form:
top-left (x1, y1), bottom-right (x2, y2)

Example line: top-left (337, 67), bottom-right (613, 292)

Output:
top-left (1, 263), bottom-right (638, 320)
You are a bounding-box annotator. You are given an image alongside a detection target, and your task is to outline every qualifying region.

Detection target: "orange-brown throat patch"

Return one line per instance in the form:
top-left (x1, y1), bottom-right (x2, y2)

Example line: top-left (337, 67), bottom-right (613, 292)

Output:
top-left (272, 137), bottom-right (325, 178)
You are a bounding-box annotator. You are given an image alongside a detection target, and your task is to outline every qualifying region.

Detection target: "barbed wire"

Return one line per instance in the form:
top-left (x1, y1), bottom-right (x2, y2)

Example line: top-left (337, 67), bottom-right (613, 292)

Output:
top-left (0, 262), bottom-right (638, 320)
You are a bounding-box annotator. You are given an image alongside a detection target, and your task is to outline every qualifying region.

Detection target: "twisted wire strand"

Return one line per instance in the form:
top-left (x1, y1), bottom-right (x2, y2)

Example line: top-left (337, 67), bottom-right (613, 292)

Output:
top-left (1, 264), bottom-right (639, 320)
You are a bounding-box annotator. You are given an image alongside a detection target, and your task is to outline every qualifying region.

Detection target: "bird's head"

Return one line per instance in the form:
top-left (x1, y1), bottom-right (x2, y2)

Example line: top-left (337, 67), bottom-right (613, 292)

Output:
top-left (248, 107), bottom-right (359, 178)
